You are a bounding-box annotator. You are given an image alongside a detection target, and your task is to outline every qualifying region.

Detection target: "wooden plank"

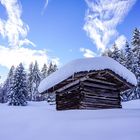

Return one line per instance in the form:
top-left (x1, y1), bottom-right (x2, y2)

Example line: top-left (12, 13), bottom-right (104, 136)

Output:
top-left (106, 71), bottom-right (133, 89)
top-left (56, 85), bottom-right (80, 94)
top-left (82, 88), bottom-right (119, 98)
top-left (83, 93), bottom-right (119, 101)
top-left (86, 77), bottom-right (117, 86)
top-left (56, 77), bottom-right (88, 92)
top-left (82, 81), bottom-right (118, 91)
top-left (82, 97), bottom-right (120, 105)
top-left (80, 101), bottom-right (121, 107)
top-left (57, 96), bottom-right (80, 102)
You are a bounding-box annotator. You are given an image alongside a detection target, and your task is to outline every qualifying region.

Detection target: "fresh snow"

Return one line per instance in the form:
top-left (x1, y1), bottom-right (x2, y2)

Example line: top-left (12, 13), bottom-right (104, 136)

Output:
top-left (122, 99), bottom-right (140, 109)
top-left (38, 56), bottom-right (137, 93)
top-left (0, 100), bottom-right (140, 140)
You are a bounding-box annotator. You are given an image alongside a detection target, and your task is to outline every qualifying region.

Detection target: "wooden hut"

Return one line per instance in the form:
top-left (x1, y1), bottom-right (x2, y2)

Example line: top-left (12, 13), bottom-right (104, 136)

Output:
top-left (38, 57), bottom-right (137, 110)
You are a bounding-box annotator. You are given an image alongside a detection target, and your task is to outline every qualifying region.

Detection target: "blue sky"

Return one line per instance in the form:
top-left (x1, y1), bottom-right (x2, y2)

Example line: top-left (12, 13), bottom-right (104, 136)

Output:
top-left (0, 0), bottom-right (139, 82)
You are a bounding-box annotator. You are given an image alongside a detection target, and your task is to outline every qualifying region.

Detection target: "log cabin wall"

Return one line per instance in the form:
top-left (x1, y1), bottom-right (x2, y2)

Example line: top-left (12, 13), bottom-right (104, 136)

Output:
top-left (56, 84), bottom-right (82, 110)
top-left (56, 73), bottom-right (122, 110)
top-left (79, 80), bottom-right (121, 109)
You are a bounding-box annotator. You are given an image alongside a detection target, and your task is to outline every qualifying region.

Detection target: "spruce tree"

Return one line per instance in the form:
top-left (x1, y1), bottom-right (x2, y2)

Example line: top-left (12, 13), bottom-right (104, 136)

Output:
top-left (131, 50), bottom-right (138, 75)
top-left (8, 63), bottom-right (28, 106)
top-left (102, 48), bottom-right (113, 57)
top-left (41, 63), bottom-right (48, 79)
top-left (32, 61), bottom-right (42, 101)
top-left (111, 43), bottom-right (121, 62)
top-left (131, 28), bottom-right (140, 75)
top-left (118, 49), bottom-right (125, 66)
top-left (47, 62), bottom-right (58, 76)
top-left (0, 84), bottom-right (6, 103)
top-left (124, 41), bottom-right (133, 70)
top-left (27, 62), bottom-right (34, 101)
top-left (45, 62), bottom-right (58, 104)
top-left (2, 66), bottom-right (15, 103)
top-left (131, 28), bottom-right (140, 48)
top-left (122, 28), bottom-right (140, 101)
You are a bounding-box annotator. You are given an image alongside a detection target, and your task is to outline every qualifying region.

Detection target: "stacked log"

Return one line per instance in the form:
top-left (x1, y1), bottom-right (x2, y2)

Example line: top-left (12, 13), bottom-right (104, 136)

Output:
top-left (56, 92), bottom-right (81, 110)
top-left (56, 71), bottom-right (123, 110)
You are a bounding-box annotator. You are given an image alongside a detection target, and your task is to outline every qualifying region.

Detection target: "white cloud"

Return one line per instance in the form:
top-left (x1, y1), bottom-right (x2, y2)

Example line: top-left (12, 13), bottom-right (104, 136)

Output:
top-left (80, 48), bottom-right (96, 58)
top-left (115, 35), bottom-right (127, 49)
top-left (18, 39), bottom-right (36, 47)
top-left (41, 0), bottom-right (49, 15)
top-left (0, 0), bottom-right (34, 47)
top-left (0, 46), bottom-right (59, 69)
top-left (0, 0), bottom-right (60, 71)
top-left (84, 0), bottom-right (137, 51)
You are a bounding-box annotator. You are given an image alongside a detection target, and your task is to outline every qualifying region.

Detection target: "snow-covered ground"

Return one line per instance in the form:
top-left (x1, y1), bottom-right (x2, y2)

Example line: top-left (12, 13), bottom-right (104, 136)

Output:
top-left (0, 100), bottom-right (140, 140)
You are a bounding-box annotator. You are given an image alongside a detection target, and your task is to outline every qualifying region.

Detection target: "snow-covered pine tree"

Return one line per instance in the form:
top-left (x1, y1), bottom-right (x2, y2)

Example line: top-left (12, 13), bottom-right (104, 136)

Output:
top-left (47, 62), bottom-right (58, 76)
top-left (53, 63), bottom-right (58, 72)
top-left (0, 84), bottom-right (6, 103)
top-left (102, 44), bottom-right (126, 66)
top-left (131, 28), bottom-right (140, 49)
top-left (124, 41), bottom-right (133, 70)
top-left (111, 43), bottom-right (121, 62)
top-left (118, 49), bottom-right (126, 66)
top-left (41, 63), bottom-right (48, 79)
top-left (45, 62), bottom-right (58, 104)
top-left (122, 28), bottom-right (140, 101)
top-left (132, 28), bottom-right (140, 75)
top-left (131, 28), bottom-right (140, 75)
top-left (8, 63), bottom-right (28, 106)
top-left (27, 62), bottom-right (34, 101)
top-left (102, 48), bottom-right (113, 57)
top-left (2, 66), bottom-right (15, 103)
top-left (132, 49), bottom-right (138, 73)
top-left (32, 61), bottom-right (42, 101)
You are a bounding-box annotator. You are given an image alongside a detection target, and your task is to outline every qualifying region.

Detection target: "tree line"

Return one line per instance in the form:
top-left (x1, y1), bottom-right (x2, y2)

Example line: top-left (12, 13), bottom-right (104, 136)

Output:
top-left (0, 61), bottom-right (57, 105)
top-left (102, 27), bottom-right (140, 101)
top-left (0, 28), bottom-right (139, 105)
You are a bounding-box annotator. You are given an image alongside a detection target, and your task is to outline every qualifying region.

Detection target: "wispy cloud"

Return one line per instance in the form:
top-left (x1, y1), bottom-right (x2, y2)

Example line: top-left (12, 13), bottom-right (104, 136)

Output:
top-left (18, 39), bottom-right (36, 47)
top-left (80, 48), bottom-right (96, 58)
top-left (0, 0), bottom-right (34, 47)
top-left (41, 0), bottom-right (49, 15)
top-left (0, 0), bottom-right (59, 71)
top-left (84, 0), bottom-right (137, 51)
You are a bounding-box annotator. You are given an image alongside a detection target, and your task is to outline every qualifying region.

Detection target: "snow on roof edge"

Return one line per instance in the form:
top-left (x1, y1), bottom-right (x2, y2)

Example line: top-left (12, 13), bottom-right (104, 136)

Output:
top-left (38, 56), bottom-right (137, 93)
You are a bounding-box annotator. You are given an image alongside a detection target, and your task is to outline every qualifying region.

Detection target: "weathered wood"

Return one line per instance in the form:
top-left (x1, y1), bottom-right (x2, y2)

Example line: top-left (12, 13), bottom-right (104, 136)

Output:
top-left (80, 100), bottom-right (121, 106)
top-left (86, 77), bottom-right (117, 86)
top-left (107, 70), bottom-right (132, 89)
top-left (82, 97), bottom-right (120, 105)
top-left (56, 85), bottom-right (80, 95)
top-left (79, 104), bottom-right (122, 109)
top-left (82, 87), bottom-right (119, 98)
top-left (56, 77), bottom-right (88, 92)
top-left (83, 93), bottom-right (119, 101)
top-left (53, 69), bottom-right (132, 110)
top-left (82, 81), bottom-right (118, 91)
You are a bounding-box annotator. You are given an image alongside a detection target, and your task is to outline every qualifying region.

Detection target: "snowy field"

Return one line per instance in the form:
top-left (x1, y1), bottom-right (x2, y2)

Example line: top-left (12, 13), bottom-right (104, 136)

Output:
top-left (0, 100), bottom-right (140, 140)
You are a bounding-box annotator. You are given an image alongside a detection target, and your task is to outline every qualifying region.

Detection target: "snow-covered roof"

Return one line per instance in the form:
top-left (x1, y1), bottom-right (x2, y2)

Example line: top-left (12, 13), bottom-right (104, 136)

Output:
top-left (38, 56), bottom-right (137, 93)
